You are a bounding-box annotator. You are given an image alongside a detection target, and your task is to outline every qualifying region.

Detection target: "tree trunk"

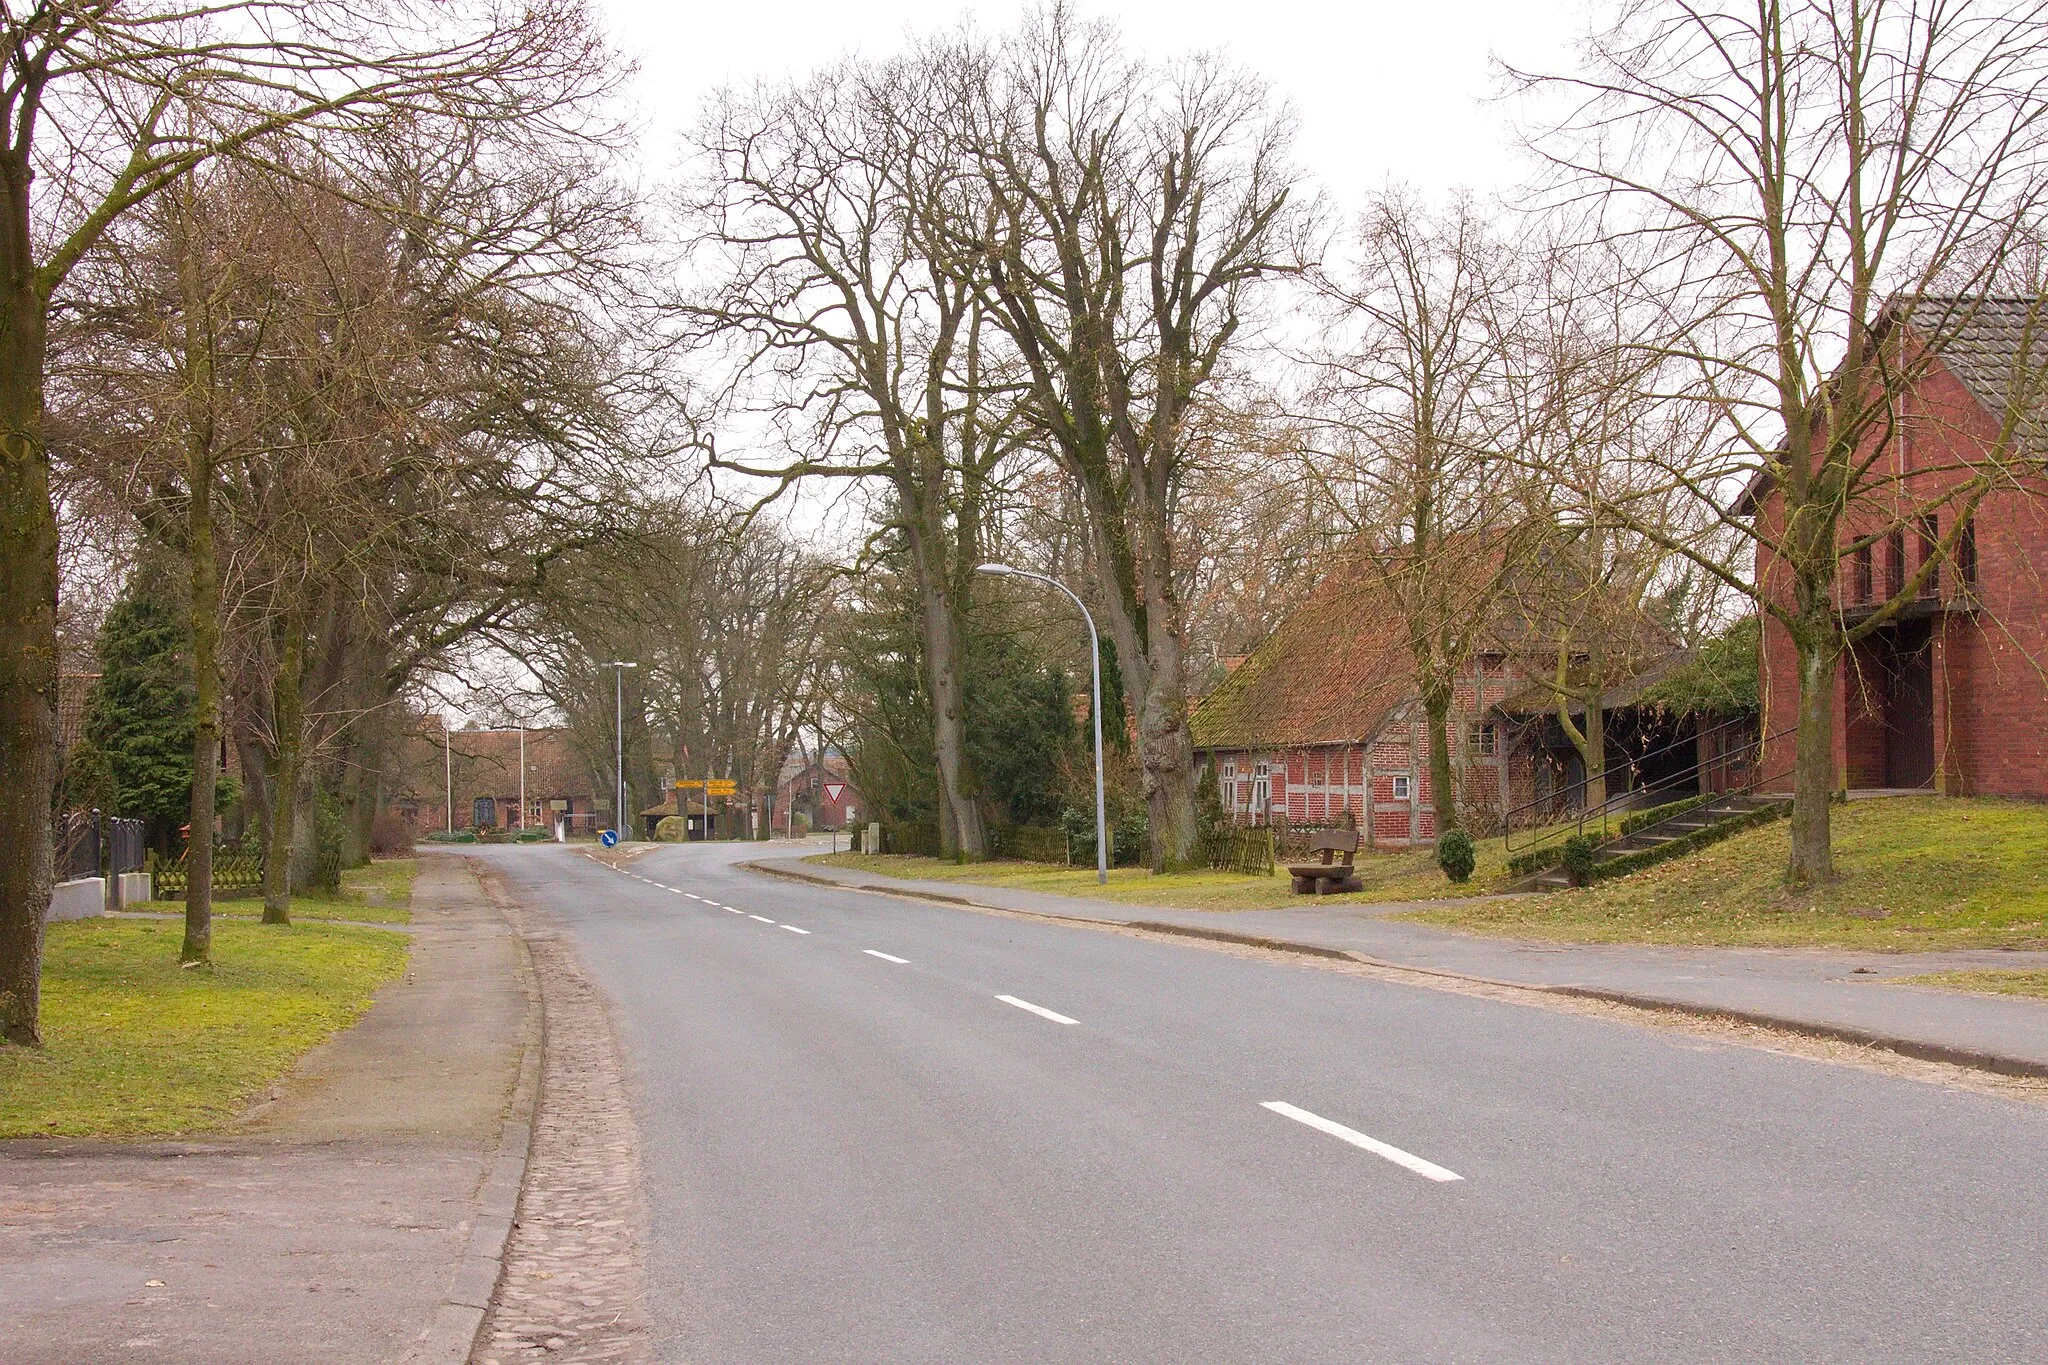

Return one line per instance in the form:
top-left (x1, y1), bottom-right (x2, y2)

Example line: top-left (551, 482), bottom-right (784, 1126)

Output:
top-left (180, 215), bottom-right (220, 965)
top-left (1135, 609), bottom-right (1200, 872)
top-left (183, 445), bottom-right (220, 963)
top-left (1422, 678), bottom-right (1459, 839)
top-left (1786, 634), bottom-right (1839, 886)
top-left (262, 615), bottom-right (306, 924)
top-left (1557, 692), bottom-right (1607, 811)
top-left (0, 263), bottom-right (54, 1046)
top-left (907, 508), bottom-right (984, 860)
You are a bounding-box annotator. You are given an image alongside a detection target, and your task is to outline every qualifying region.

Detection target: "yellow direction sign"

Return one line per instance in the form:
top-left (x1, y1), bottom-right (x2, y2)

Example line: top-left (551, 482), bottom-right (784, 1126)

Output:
top-left (675, 778), bottom-right (738, 797)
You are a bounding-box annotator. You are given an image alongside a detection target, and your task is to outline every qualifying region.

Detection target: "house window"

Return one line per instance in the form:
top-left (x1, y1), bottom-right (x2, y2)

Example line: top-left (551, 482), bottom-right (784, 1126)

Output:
top-left (1916, 514), bottom-right (1939, 597)
top-left (1252, 776), bottom-right (1270, 814)
top-left (473, 796), bottom-right (496, 828)
top-left (1957, 519), bottom-right (1978, 588)
top-left (1469, 723), bottom-right (1498, 757)
top-left (1392, 775), bottom-right (1412, 801)
top-left (1887, 529), bottom-right (1906, 597)
top-left (1853, 543), bottom-right (1873, 603)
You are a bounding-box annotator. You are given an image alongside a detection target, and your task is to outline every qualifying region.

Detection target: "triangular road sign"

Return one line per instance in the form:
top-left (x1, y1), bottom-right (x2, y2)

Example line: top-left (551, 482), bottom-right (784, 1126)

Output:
top-left (823, 782), bottom-right (846, 803)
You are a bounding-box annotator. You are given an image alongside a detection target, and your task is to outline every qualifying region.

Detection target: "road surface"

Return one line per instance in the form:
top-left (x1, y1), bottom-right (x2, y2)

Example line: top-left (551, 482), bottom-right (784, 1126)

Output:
top-left (474, 840), bottom-right (2048, 1363)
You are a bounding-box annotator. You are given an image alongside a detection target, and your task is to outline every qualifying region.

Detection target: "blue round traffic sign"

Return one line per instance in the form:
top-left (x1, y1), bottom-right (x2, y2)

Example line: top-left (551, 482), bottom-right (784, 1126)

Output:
top-left (600, 829), bottom-right (619, 848)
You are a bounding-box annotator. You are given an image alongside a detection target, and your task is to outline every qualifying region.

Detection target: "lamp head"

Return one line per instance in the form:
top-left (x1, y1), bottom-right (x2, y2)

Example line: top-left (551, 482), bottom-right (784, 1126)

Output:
top-left (975, 563), bottom-right (1015, 577)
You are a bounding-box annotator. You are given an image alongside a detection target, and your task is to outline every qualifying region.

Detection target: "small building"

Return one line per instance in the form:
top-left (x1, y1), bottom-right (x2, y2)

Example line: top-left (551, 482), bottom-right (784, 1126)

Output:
top-left (1190, 560), bottom-right (1762, 843)
top-left (386, 720), bottom-right (602, 836)
top-left (773, 748), bottom-right (859, 832)
top-left (1190, 569), bottom-right (1519, 846)
top-left (1745, 295), bottom-right (2048, 796)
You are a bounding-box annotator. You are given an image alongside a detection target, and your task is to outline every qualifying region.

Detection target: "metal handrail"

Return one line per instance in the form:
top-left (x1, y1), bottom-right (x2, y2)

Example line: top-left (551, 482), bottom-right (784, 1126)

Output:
top-left (1504, 720), bottom-right (1795, 855)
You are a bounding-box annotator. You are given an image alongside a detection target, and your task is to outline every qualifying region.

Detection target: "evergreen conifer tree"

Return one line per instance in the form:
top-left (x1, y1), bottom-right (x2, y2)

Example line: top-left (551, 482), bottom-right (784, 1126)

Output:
top-left (83, 562), bottom-right (197, 845)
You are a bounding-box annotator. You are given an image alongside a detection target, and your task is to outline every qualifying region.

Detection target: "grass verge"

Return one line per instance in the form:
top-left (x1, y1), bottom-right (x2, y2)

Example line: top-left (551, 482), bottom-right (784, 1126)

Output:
top-left (125, 856), bottom-right (418, 925)
top-left (0, 917), bottom-right (409, 1138)
top-left (1892, 969), bottom-right (2048, 1001)
top-left (806, 838), bottom-right (1503, 911)
top-left (1403, 796), bottom-right (2048, 950)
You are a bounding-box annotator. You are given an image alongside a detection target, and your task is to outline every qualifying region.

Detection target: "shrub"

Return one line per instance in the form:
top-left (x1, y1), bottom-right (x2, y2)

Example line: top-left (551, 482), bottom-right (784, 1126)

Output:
top-left (370, 810), bottom-right (415, 857)
top-left (1435, 829), bottom-right (1476, 883)
top-left (655, 815), bottom-right (689, 842)
top-left (1560, 834), bottom-right (1598, 887)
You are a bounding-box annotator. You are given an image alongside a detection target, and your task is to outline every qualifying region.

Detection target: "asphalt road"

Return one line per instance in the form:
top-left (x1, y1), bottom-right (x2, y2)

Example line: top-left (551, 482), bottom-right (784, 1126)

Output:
top-left (475, 840), bottom-right (2048, 1363)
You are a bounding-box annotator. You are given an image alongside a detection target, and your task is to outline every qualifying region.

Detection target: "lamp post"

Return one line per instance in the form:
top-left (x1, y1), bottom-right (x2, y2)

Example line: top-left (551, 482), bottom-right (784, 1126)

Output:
top-left (599, 661), bottom-right (637, 840)
top-left (976, 563), bottom-right (1108, 884)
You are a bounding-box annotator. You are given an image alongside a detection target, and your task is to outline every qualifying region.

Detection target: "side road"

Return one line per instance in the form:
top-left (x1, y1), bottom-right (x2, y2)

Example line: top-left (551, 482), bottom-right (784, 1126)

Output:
top-left (0, 857), bottom-right (536, 1365)
top-left (750, 853), bottom-right (2048, 1078)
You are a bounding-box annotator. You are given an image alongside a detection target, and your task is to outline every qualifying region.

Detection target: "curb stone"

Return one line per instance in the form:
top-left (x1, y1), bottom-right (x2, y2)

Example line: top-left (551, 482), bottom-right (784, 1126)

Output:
top-left (401, 871), bottom-right (545, 1364)
top-left (739, 858), bottom-right (2048, 1084)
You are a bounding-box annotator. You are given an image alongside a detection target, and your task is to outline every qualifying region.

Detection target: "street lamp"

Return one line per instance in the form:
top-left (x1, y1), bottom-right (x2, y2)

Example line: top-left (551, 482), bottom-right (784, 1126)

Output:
top-left (599, 661), bottom-right (637, 840)
top-left (977, 563), bottom-right (1108, 884)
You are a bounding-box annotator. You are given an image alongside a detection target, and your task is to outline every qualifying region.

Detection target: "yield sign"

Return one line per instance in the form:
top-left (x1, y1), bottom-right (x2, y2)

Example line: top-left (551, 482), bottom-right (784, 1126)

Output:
top-left (823, 782), bottom-right (846, 804)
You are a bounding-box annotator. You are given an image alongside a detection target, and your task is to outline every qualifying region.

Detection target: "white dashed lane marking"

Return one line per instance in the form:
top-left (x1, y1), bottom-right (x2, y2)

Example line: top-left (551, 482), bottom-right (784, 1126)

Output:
top-left (864, 951), bottom-right (910, 964)
top-left (1261, 1101), bottom-right (1464, 1183)
top-left (781, 925), bottom-right (811, 935)
top-left (996, 995), bottom-right (1078, 1026)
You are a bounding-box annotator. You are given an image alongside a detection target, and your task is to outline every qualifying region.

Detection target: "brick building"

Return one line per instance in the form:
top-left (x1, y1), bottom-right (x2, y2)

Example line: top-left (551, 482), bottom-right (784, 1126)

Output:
top-left (387, 720), bottom-right (603, 835)
top-left (1747, 295), bottom-right (2048, 796)
top-left (1189, 567), bottom-right (1522, 847)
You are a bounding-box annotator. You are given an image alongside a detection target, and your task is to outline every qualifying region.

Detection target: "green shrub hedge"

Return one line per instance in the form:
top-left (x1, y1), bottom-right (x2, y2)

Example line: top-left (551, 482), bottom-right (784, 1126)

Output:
top-left (1583, 799), bottom-right (1790, 884)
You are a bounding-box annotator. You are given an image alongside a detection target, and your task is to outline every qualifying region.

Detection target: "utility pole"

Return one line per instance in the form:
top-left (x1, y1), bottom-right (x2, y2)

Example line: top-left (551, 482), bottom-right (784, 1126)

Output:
top-left (600, 661), bottom-right (637, 840)
top-left (976, 564), bottom-right (1109, 884)
top-left (444, 722), bottom-right (453, 834)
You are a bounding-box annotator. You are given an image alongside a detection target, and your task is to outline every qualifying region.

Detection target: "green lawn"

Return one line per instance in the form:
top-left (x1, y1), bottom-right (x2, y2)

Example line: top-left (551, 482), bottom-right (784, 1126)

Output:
top-left (127, 856), bottom-right (417, 925)
top-left (1892, 969), bottom-right (2048, 1001)
top-left (0, 917), bottom-right (409, 1138)
top-left (807, 837), bottom-right (1508, 912)
top-left (1403, 797), bottom-right (2048, 950)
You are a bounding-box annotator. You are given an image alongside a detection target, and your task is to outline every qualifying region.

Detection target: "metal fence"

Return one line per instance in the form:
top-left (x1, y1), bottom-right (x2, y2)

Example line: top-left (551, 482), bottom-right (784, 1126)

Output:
top-left (52, 810), bottom-right (145, 889)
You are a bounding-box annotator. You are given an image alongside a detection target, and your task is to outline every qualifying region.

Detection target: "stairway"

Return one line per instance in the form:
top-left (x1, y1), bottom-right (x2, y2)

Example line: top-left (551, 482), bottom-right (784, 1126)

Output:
top-left (1522, 792), bottom-right (1784, 891)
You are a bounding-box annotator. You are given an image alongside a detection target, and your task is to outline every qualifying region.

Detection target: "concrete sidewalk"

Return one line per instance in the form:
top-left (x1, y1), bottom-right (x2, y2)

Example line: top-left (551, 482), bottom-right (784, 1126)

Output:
top-left (0, 856), bottom-right (538, 1365)
top-left (749, 854), bottom-right (2048, 1078)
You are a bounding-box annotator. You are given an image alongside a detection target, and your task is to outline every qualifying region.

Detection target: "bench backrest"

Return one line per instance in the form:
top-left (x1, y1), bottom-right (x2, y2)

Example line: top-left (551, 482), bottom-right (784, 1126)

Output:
top-left (1308, 830), bottom-right (1360, 854)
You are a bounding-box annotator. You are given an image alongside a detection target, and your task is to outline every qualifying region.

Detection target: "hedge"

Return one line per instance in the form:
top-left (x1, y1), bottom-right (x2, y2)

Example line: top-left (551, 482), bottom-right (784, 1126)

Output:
top-left (1582, 799), bottom-right (1791, 883)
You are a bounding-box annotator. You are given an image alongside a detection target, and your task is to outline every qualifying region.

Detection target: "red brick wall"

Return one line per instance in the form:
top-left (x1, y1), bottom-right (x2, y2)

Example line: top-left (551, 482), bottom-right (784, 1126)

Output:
top-left (1756, 349), bottom-right (2048, 797)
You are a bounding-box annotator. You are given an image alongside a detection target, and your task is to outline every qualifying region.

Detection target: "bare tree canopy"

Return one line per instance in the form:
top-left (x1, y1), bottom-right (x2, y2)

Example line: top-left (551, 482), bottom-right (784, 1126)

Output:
top-left (1514, 0), bottom-right (2048, 882)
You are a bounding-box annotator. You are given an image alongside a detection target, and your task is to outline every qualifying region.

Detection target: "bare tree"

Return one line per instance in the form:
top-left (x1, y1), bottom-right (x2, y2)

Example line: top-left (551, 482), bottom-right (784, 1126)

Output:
top-left (958, 10), bottom-right (1305, 868)
top-left (1517, 0), bottom-right (2048, 883)
top-left (0, 0), bottom-right (618, 1042)
top-left (1307, 193), bottom-right (1533, 839)
top-left (676, 54), bottom-right (1024, 858)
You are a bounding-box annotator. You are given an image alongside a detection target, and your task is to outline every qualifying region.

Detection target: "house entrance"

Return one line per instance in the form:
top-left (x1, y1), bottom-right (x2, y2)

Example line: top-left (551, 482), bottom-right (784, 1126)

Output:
top-left (1879, 620), bottom-right (1936, 788)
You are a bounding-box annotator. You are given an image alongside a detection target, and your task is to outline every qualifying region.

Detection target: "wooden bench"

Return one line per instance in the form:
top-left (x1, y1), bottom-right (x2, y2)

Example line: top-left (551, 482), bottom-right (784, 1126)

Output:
top-left (1288, 829), bottom-right (1363, 895)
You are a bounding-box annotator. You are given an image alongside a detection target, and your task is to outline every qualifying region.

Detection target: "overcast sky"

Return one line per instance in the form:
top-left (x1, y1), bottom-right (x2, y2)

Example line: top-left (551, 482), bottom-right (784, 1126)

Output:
top-left (591, 0), bottom-right (1585, 208)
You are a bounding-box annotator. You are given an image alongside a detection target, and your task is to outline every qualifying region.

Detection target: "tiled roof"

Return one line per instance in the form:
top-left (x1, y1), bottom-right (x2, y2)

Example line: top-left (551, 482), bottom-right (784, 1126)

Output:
top-left (1738, 293), bottom-right (2048, 512)
top-left (1903, 295), bottom-right (2048, 448)
top-left (1189, 562), bottom-right (1417, 750)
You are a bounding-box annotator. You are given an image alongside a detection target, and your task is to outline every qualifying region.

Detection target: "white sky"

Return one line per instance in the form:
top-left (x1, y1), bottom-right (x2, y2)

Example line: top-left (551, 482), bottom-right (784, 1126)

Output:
top-left (593, 0), bottom-right (1585, 208)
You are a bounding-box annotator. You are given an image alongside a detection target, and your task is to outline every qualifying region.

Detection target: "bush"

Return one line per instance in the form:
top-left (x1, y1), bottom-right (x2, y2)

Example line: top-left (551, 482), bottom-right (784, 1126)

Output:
top-left (1435, 829), bottom-right (1476, 883)
top-left (1560, 834), bottom-right (1598, 887)
top-left (655, 815), bottom-right (689, 842)
top-left (370, 810), bottom-right (415, 857)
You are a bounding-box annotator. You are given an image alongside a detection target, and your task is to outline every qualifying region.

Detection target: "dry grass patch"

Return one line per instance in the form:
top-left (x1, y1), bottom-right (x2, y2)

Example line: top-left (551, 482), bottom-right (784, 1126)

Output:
top-left (0, 918), bottom-right (408, 1137)
top-left (806, 838), bottom-right (1517, 911)
top-left (1405, 797), bottom-right (2048, 950)
top-left (1893, 969), bottom-right (2048, 1000)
